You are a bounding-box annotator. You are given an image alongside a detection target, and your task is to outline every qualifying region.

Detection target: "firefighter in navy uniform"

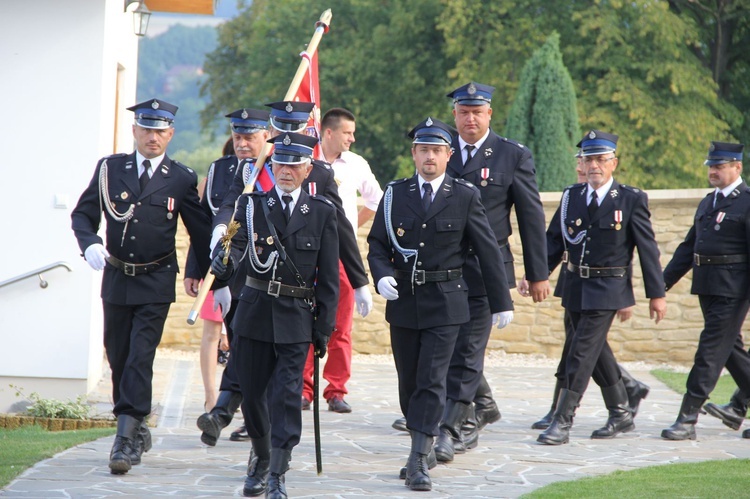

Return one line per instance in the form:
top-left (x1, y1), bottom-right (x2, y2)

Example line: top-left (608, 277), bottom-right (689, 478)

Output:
top-left (367, 118), bottom-right (514, 491)
top-left (210, 132), bottom-right (339, 498)
top-left (418, 82), bottom-right (549, 461)
top-left (201, 100), bottom-right (371, 445)
top-left (538, 130), bottom-right (666, 446)
top-left (662, 141), bottom-right (750, 441)
top-left (189, 108), bottom-right (270, 446)
top-left (71, 99), bottom-right (220, 474)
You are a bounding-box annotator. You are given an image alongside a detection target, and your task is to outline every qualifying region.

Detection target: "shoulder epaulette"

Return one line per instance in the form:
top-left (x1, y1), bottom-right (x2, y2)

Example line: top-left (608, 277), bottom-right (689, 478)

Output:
top-left (500, 136), bottom-right (526, 150)
top-left (311, 195), bottom-right (334, 206)
top-left (312, 159), bottom-right (332, 170)
top-left (172, 160), bottom-right (196, 175)
top-left (387, 177), bottom-right (410, 186)
top-left (454, 178), bottom-right (477, 190)
top-left (619, 184), bottom-right (641, 194)
top-left (105, 152), bottom-right (128, 159)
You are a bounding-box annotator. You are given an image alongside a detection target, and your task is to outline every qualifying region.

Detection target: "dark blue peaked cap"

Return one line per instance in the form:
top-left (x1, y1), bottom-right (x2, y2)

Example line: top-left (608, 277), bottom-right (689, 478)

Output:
top-left (127, 98), bottom-right (178, 129)
top-left (446, 82), bottom-right (494, 106)
top-left (265, 101), bottom-right (315, 132)
top-left (408, 117), bottom-right (455, 146)
top-left (225, 108), bottom-right (270, 134)
top-left (268, 132), bottom-right (318, 165)
top-left (705, 141), bottom-right (744, 166)
top-left (577, 130), bottom-right (618, 157)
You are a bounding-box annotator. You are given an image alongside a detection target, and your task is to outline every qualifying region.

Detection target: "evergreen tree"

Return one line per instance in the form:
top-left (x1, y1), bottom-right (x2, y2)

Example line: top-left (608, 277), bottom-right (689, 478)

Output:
top-left (505, 32), bottom-right (579, 191)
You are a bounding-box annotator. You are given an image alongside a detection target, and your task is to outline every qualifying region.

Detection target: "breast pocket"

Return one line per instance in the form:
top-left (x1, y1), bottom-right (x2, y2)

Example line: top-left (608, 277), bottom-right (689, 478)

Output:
top-left (392, 215), bottom-right (415, 246)
top-left (295, 235), bottom-right (321, 267)
top-left (435, 218), bottom-right (464, 248)
top-left (148, 195), bottom-right (177, 225)
top-left (596, 216), bottom-right (623, 246)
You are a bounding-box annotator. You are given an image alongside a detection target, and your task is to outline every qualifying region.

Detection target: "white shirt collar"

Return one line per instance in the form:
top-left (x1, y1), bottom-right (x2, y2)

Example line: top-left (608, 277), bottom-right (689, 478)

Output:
top-left (417, 173), bottom-right (445, 199)
top-left (135, 152), bottom-right (164, 176)
top-left (586, 177), bottom-right (615, 205)
top-left (274, 185), bottom-right (302, 208)
top-left (458, 128), bottom-right (490, 153)
top-left (717, 177), bottom-right (744, 198)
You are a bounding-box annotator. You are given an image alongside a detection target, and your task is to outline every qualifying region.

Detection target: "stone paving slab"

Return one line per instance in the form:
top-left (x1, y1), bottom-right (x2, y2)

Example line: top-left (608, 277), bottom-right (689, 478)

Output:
top-left (3, 352), bottom-right (750, 498)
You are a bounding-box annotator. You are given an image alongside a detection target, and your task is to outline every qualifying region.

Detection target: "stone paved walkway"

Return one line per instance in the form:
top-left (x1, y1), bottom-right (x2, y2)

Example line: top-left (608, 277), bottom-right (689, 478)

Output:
top-left (3, 351), bottom-right (750, 498)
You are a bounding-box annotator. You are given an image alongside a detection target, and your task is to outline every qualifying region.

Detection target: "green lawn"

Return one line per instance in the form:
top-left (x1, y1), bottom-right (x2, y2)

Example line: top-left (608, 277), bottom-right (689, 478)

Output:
top-left (523, 459), bottom-right (750, 498)
top-left (0, 425), bottom-right (115, 488)
top-left (523, 370), bottom-right (747, 498)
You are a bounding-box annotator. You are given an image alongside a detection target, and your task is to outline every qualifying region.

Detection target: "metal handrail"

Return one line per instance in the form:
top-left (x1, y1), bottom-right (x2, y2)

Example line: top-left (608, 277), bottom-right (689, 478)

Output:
top-left (0, 261), bottom-right (74, 289)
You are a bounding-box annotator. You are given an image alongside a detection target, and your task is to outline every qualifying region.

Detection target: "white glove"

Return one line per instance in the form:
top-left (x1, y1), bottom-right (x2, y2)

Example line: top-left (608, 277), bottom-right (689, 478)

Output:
top-left (213, 287), bottom-right (232, 318)
top-left (492, 310), bottom-right (514, 329)
top-left (84, 244), bottom-right (109, 271)
top-left (210, 224), bottom-right (227, 252)
top-left (353, 285), bottom-right (373, 318)
top-left (377, 276), bottom-right (399, 301)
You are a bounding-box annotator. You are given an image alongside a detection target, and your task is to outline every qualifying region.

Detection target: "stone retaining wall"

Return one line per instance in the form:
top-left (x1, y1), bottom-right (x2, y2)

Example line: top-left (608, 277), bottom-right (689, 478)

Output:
top-left (163, 188), bottom-right (747, 366)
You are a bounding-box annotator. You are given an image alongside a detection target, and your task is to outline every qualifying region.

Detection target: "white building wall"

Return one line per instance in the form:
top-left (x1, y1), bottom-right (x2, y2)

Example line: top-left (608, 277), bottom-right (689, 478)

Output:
top-left (0, 0), bottom-right (140, 411)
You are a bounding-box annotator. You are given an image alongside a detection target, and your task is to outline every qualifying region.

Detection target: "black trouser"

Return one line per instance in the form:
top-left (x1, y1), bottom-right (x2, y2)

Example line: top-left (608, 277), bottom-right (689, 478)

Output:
top-left (391, 324), bottom-right (460, 436)
top-left (564, 309), bottom-right (619, 394)
top-left (687, 295), bottom-right (750, 399)
top-left (445, 296), bottom-right (491, 404)
top-left (218, 299), bottom-right (241, 393)
top-left (234, 336), bottom-right (308, 450)
top-left (103, 301), bottom-right (170, 419)
top-left (556, 308), bottom-right (619, 388)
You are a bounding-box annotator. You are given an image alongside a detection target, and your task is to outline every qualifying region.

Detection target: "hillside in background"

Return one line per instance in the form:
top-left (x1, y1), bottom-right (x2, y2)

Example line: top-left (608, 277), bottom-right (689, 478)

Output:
top-left (136, 24), bottom-right (224, 173)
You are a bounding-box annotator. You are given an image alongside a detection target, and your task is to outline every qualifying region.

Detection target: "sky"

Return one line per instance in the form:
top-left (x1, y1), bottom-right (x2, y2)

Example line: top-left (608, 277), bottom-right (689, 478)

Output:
top-left (146, 0), bottom-right (241, 37)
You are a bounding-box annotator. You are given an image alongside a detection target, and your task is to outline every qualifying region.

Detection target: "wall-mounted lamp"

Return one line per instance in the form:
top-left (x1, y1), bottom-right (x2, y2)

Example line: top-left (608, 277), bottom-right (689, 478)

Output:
top-left (124, 0), bottom-right (152, 37)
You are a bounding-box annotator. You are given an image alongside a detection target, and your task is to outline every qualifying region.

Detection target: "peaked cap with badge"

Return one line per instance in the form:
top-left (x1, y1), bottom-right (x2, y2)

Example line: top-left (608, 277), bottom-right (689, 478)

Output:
top-left (226, 108), bottom-right (270, 134)
top-left (704, 141), bottom-right (744, 166)
top-left (269, 132), bottom-right (319, 165)
top-left (266, 101), bottom-right (315, 133)
top-left (408, 117), bottom-right (456, 146)
top-left (577, 130), bottom-right (618, 157)
top-left (127, 98), bottom-right (178, 130)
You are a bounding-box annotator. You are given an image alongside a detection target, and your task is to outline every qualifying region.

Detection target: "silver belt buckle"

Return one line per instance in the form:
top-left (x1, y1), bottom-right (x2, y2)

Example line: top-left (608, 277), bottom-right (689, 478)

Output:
top-left (693, 254), bottom-right (701, 266)
top-left (124, 263), bottom-right (136, 276)
top-left (562, 250), bottom-right (569, 264)
top-left (414, 270), bottom-right (426, 285)
top-left (579, 265), bottom-right (590, 279)
top-left (267, 280), bottom-right (281, 297)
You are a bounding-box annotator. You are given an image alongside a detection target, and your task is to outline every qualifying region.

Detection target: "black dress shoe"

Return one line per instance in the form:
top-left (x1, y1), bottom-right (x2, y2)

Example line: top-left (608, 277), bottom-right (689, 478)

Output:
top-left (327, 396), bottom-right (352, 413)
top-left (392, 417), bottom-right (408, 432)
top-left (230, 425), bottom-right (251, 441)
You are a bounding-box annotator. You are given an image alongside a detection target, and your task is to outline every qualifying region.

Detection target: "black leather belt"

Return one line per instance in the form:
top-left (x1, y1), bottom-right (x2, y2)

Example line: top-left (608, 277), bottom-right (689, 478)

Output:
top-left (693, 253), bottom-right (748, 266)
top-left (106, 251), bottom-right (175, 276)
top-left (393, 268), bottom-right (462, 285)
top-left (245, 276), bottom-right (314, 299)
top-left (567, 262), bottom-right (628, 279)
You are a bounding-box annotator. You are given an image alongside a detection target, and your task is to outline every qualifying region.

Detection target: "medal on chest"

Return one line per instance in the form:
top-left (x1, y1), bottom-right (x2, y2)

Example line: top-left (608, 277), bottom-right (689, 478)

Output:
top-left (308, 182), bottom-right (317, 196)
top-left (167, 197), bottom-right (175, 220)
top-left (715, 211), bottom-right (726, 231)
top-left (480, 168), bottom-right (489, 187)
top-left (614, 210), bottom-right (622, 230)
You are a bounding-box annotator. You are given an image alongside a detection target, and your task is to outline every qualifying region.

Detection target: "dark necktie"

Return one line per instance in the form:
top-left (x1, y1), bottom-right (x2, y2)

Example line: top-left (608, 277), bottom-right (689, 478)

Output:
top-left (588, 190), bottom-right (598, 219)
top-left (422, 182), bottom-right (433, 213)
top-left (282, 194), bottom-right (293, 221)
top-left (139, 160), bottom-right (151, 191)
top-left (714, 191), bottom-right (725, 208)
top-left (464, 144), bottom-right (475, 166)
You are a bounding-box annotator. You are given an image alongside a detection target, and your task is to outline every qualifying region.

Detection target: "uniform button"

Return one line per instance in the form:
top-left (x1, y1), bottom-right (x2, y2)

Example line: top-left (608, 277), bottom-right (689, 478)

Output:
top-left (447, 224), bottom-right (452, 228)
top-left (422, 224), bottom-right (427, 229)
top-left (586, 237), bottom-right (591, 241)
top-left (279, 262), bottom-right (284, 266)
top-left (129, 253), bottom-right (134, 258)
top-left (457, 285), bottom-right (461, 289)
top-left (585, 251), bottom-right (590, 255)
top-left (587, 225), bottom-right (592, 229)
top-left (133, 219), bottom-right (138, 223)
top-left (417, 261), bottom-right (422, 266)
top-left (167, 265), bottom-right (171, 269)
top-left (419, 242), bottom-right (425, 247)
top-left (306, 242), bottom-right (311, 247)
top-left (130, 236), bottom-right (135, 240)
top-left (137, 202), bottom-right (142, 206)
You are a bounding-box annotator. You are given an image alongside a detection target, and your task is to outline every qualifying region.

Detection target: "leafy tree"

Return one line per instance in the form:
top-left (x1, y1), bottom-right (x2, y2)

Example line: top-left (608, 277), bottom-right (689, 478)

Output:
top-left (505, 32), bottom-right (580, 191)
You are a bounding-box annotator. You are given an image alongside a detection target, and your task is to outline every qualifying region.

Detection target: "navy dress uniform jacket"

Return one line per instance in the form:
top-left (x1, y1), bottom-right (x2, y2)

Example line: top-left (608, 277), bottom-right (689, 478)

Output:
top-left (547, 181), bottom-right (665, 312)
top-left (664, 184), bottom-right (750, 298)
top-left (71, 152), bottom-right (212, 304)
top-left (447, 130), bottom-right (548, 294)
top-left (227, 189), bottom-right (340, 342)
top-left (185, 154), bottom-right (247, 297)
top-left (367, 175), bottom-right (513, 330)
top-left (215, 158), bottom-right (368, 290)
